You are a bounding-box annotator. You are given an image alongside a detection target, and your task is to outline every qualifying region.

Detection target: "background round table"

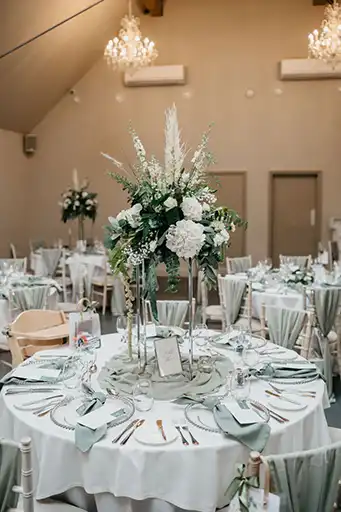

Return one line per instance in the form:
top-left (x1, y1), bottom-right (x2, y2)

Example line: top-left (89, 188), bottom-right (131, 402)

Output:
top-left (0, 334), bottom-right (331, 512)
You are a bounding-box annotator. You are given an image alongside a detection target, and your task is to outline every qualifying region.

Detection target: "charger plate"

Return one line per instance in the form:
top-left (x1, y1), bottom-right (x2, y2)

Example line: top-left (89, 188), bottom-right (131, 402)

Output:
top-left (184, 400), bottom-right (269, 433)
top-left (50, 394), bottom-right (135, 431)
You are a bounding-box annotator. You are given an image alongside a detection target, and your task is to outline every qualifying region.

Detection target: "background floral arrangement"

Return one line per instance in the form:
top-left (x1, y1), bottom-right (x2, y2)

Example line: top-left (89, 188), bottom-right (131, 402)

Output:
top-left (103, 105), bottom-right (246, 316)
top-left (60, 169), bottom-right (98, 239)
top-left (287, 268), bottom-right (314, 286)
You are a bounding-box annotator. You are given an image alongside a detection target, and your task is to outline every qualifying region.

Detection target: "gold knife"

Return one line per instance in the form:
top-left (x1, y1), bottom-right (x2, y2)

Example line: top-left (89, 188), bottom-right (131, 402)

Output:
top-left (156, 419), bottom-right (167, 441)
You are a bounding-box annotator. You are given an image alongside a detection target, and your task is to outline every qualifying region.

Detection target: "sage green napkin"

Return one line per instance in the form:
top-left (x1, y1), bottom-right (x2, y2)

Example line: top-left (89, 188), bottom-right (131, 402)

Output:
top-left (0, 373), bottom-right (57, 391)
top-left (252, 363), bottom-right (324, 381)
top-left (75, 391), bottom-right (107, 453)
top-left (175, 396), bottom-right (270, 452)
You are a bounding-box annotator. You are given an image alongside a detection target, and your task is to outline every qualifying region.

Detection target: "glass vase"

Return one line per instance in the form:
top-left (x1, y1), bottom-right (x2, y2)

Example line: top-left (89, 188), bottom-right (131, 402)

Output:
top-left (78, 215), bottom-right (85, 242)
top-left (188, 258), bottom-right (194, 378)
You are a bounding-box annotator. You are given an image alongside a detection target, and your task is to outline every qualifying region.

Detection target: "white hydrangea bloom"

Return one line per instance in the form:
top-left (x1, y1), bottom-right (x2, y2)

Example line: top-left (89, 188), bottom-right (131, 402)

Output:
top-left (82, 191), bottom-right (88, 198)
top-left (181, 197), bottom-right (203, 221)
top-left (231, 222), bottom-right (236, 232)
top-left (166, 219), bottom-right (205, 259)
top-left (213, 229), bottom-right (230, 247)
top-left (164, 197), bottom-right (177, 211)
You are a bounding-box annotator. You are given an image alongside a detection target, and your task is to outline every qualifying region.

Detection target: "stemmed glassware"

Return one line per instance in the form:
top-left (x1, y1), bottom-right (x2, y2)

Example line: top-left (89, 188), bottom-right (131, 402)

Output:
top-left (117, 315), bottom-right (128, 342)
top-left (193, 323), bottom-right (209, 347)
top-left (132, 378), bottom-right (154, 411)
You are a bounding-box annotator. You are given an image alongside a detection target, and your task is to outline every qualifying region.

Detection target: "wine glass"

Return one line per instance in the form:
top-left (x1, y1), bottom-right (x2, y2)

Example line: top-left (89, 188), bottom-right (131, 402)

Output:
top-left (242, 347), bottom-right (260, 369)
top-left (194, 323), bottom-right (209, 347)
top-left (132, 378), bottom-right (154, 411)
top-left (116, 315), bottom-right (128, 341)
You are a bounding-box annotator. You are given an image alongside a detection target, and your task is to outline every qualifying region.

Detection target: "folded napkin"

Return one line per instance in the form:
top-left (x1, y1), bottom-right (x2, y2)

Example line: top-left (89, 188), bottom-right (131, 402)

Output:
top-left (252, 363), bottom-right (324, 381)
top-left (0, 371), bottom-right (58, 391)
top-left (75, 391), bottom-right (107, 453)
top-left (175, 396), bottom-right (270, 452)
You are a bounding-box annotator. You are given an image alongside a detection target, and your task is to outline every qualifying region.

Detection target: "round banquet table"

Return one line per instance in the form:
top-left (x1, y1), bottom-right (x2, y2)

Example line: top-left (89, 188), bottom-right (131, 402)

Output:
top-left (224, 274), bottom-right (304, 319)
top-left (0, 334), bottom-right (331, 512)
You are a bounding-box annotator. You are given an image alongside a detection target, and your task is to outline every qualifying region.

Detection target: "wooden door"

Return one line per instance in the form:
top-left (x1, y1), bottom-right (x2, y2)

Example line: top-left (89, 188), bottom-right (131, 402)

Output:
top-left (270, 173), bottom-right (321, 266)
top-left (209, 171), bottom-right (246, 257)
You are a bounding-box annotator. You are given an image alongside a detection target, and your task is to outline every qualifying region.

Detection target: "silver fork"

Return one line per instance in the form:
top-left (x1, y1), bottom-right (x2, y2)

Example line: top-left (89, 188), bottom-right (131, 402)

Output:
top-left (174, 424), bottom-right (189, 445)
top-left (181, 425), bottom-right (199, 445)
top-left (268, 381), bottom-right (316, 397)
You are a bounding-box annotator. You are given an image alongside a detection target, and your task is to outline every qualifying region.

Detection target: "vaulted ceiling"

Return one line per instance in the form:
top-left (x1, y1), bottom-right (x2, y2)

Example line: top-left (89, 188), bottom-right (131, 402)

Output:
top-left (0, 0), bottom-right (163, 133)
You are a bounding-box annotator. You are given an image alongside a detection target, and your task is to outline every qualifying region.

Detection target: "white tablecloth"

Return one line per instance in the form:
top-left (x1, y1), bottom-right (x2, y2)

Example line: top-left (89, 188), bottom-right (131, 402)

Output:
top-left (224, 274), bottom-right (304, 319)
top-left (0, 335), bottom-right (330, 512)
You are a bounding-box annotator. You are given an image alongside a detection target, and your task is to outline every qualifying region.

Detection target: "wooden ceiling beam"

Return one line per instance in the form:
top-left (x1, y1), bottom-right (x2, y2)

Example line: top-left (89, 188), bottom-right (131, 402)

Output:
top-left (138, 0), bottom-right (164, 17)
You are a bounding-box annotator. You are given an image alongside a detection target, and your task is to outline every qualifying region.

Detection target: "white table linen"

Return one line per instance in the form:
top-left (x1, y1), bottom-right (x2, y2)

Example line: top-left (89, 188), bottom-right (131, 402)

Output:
top-left (0, 334), bottom-right (330, 512)
top-left (224, 274), bottom-right (304, 319)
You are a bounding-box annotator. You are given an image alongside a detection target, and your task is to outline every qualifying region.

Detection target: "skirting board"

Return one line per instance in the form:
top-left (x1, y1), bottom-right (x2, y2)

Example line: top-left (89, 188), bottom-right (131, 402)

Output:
top-left (280, 59), bottom-right (341, 80)
top-left (124, 65), bottom-right (186, 87)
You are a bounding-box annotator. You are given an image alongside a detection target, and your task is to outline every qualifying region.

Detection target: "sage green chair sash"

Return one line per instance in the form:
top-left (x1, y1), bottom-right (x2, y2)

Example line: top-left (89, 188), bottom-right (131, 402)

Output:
top-left (148, 300), bottom-right (190, 328)
top-left (266, 441), bottom-right (341, 512)
top-left (41, 248), bottom-right (62, 277)
top-left (0, 440), bottom-right (21, 512)
top-left (266, 306), bottom-right (306, 349)
top-left (220, 278), bottom-right (247, 326)
top-left (11, 284), bottom-right (50, 311)
top-left (229, 256), bottom-right (252, 274)
top-left (314, 287), bottom-right (341, 397)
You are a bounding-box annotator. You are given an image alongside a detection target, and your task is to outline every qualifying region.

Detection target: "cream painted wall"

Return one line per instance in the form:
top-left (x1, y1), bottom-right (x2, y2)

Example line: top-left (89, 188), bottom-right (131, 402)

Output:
top-left (0, 129), bottom-right (28, 256)
top-left (28, 0), bottom-right (341, 261)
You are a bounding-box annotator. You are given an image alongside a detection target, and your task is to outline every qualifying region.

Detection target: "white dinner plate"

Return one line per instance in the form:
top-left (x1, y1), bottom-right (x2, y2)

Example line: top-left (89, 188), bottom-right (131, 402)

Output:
top-left (269, 351), bottom-right (298, 362)
top-left (267, 397), bottom-right (307, 412)
top-left (134, 421), bottom-right (178, 446)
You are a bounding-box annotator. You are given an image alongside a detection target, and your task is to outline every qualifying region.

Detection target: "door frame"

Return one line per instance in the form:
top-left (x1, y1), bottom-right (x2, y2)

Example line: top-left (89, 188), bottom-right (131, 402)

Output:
top-left (209, 170), bottom-right (247, 255)
top-left (268, 171), bottom-right (322, 260)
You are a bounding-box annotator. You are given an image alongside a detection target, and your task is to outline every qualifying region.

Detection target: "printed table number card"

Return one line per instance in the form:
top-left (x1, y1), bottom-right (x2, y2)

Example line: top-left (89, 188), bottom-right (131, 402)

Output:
top-left (229, 488), bottom-right (280, 512)
top-left (154, 336), bottom-right (183, 377)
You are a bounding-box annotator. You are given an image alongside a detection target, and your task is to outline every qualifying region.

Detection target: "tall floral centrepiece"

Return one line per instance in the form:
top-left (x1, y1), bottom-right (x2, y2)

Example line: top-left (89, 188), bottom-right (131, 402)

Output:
top-left (60, 169), bottom-right (98, 241)
top-left (103, 105), bottom-right (245, 361)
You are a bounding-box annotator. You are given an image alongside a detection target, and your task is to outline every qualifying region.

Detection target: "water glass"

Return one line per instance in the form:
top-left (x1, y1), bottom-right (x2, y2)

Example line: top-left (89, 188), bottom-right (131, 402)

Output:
top-left (194, 323), bottom-right (209, 347)
top-left (132, 378), bottom-right (154, 411)
top-left (62, 354), bottom-right (84, 390)
top-left (230, 368), bottom-right (251, 401)
top-left (197, 355), bottom-right (215, 374)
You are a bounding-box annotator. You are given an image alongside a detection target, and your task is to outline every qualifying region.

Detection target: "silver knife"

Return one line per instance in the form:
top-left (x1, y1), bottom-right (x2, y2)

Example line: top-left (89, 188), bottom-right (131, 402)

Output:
top-left (266, 390), bottom-right (302, 406)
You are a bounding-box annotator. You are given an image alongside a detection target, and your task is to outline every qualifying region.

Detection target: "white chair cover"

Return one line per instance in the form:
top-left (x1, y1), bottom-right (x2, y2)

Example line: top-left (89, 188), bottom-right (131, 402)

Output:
top-left (41, 248), bottom-right (62, 277)
top-left (266, 306), bottom-right (306, 349)
top-left (266, 441), bottom-right (341, 512)
top-left (280, 255), bottom-right (310, 269)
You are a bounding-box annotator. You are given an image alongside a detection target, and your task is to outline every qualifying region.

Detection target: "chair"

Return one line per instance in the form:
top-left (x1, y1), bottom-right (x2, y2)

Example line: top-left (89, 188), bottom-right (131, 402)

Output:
top-left (329, 241), bottom-right (340, 270)
top-left (279, 254), bottom-right (312, 269)
top-left (10, 243), bottom-right (17, 259)
top-left (91, 257), bottom-right (115, 315)
top-left (260, 304), bottom-right (313, 358)
top-left (9, 286), bottom-right (51, 314)
top-left (0, 437), bottom-right (86, 512)
top-left (218, 276), bottom-right (261, 333)
top-left (226, 255), bottom-right (252, 274)
top-left (40, 249), bottom-right (62, 278)
top-left (7, 310), bottom-right (68, 366)
top-left (200, 273), bottom-right (223, 326)
top-left (248, 435), bottom-right (341, 512)
top-left (146, 299), bottom-right (196, 328)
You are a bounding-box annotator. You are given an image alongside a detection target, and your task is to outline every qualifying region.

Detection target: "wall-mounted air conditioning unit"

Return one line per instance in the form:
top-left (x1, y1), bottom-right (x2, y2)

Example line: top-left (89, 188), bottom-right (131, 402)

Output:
top-left (124, 65), bottom-right (186, 87)
top-left (280, 59), bottom-right (341, 80)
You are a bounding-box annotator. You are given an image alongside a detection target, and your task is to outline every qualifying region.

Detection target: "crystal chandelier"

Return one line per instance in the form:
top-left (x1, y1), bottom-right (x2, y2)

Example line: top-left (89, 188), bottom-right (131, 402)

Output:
top-left (104, 0), bottom-right (158, 73)
top-left (308, 0), bottom-right (341, 69)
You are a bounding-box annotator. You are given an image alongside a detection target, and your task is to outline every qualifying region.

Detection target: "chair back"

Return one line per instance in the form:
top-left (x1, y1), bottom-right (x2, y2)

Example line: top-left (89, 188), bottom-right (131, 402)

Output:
top-left (10, 244), bottom-right (17, 259)
top-left (329, 240), bottom-right (339, 270)
top-left (226, 255), bottom-right (252, 274)
top-left (260, 304), bottom-right (312, 357)
top-left (40, 248), bottom-right (62, 277)
top-left (7, 310), bottom-right (67, 366)
top-left (146, 299), bottom-right (195, 328)
top-left (9, 285), bottom-right (50, 313)
top-left (279, 254), bottom-right (312, 270)
top-left (249, 441), bottom-right (341, 512)
top-left (218, 276), bottom-right (251, 329)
